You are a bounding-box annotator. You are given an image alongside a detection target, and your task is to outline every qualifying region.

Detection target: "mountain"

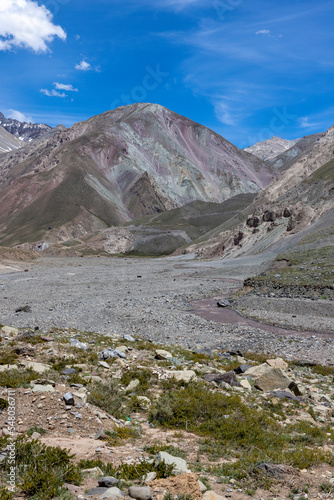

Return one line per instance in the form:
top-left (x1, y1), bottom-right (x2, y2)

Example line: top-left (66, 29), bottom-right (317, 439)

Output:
top-left (268, 132), bottom-right (325, 170)
top-left (0, 126), bottom-right (21, 154)
top-left (0, 103), bottom-right (274, 248)
top-left (0, 112), bottom-right (52, 143)
top-left (183, 123), bottom-right (334, 259)
top-left (244, 136), bottom-right (300, 162)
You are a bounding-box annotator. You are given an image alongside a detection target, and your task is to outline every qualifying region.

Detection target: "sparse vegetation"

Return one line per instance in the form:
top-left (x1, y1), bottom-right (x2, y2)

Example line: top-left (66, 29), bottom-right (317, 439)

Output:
top-left (0, 368), bottom-right (39, 389)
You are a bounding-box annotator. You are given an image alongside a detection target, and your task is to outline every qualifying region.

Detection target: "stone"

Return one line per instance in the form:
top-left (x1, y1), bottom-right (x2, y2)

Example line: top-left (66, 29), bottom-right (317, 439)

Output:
top-left (137, 396), bottom-right (151, 409)
top-left (0, 365), bottom-right (18, 372)
top-left (169, 370), bottom-right (197, 383)
top-left (31, 384), bottom-right (55, 393)
top-left (234, 364), bottom-right (252, 374)
top-left (20, 360), bottom-right (51, 374)
top-left (14, 345), bottom-right (35, 356)
top-left (155, 451), bottom-right (190, 475)
top-left (99, 477), bottom-right (119, 487)
top-left (64, 483), bottom-right (83, 495)
top-left (244, 363), bottom-right (272, 378)
top-left (62, 368), bottom-right (77, 376)
top-left (202, 492), bottom-right (226, 500)
top-left (288, 381), bottom-right (306, 396)
top-left (217, 300), bottom-right (230, 308)
top-left (198, 480), bottom-right (207, 493)
top-left (86, 487), bottom-right (109, 496)
top-left (126, 379), bottom-right (140, 391)
top-left (128, 486), bottom-right (152, 500)
top-left (266, 358), bottom-right (288, 371)
top-left (143, 472), bottom-right (156, 484)
top-left (124, 334), bottom-right (135, 342)
top-left (101, 487), bottom-right (124, 498)
top-left (115, 345), bottom-right (128, 354)
top-left (239, 379), bottom-right (252, 390)
top-left (254, 368), bottom-right (292, 392)
top-left (269, 390), bottom-right (301, 401)
top-left (63, 392), bottom-right (75, 406)
top-left (69, 338), bottom-right (87, 350)
top-left (155, 349), bottom-right (172, 360)
top-left (203, 371), bottom-right (242, 387)
top-left (99, 348), bottom-right (126, 360)
top-left (1, 326), bottom-right (19, 336)
top-left (30, 432), bottom-right (41, 439)
top-left (94, 429), bottom-right (107, 440)
top-left (81, 467), bottom-right (103, 477)
top-left (99, 361), bottom-right (110, 369)
top-left (15, 305), bottom-right (32, 313)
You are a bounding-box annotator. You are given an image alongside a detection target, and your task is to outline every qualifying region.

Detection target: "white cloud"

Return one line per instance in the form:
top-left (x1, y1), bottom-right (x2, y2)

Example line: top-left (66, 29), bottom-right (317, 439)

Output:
top-left (40, 89), bottom-right (67, 98)
top-left (75, 60), bottom-right (92, 71)
top-left (7, 109), bottom-right (33, 123)
top-left (54, 82), bottom-right (78, 92)
top-left (0, 0), bottom-right (66, 53)
top-left (214, 101), bottom-right (236, 126)
top-left (256, 30), bottom-right (271, 35)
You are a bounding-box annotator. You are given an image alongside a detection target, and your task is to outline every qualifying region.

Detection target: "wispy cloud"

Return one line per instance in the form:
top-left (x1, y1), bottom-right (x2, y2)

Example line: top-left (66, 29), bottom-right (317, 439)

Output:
top-left (0, 0), bottom-right (66, 53)
top-left (7, 109), bottom-right (32, 123)
top-left (75, 60), bottom-right (92, 71)
top-left (256, 30), bottom-right (270, 35)
top-left (40, 89), bottom-right (67, 98)
top-left (54, 83), bottom-right (78, 92)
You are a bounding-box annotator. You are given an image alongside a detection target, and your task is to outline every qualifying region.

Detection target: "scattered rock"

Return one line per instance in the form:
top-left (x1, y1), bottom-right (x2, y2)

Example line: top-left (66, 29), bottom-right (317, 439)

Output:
top-left (99, 348), bottom-right (126, 360)
top-left (15, 305), bottom-right (32, 313)
top-left (1, 326), bottom-right (19, 336)
top-left (254, 368), bottom-right (292, 392)
top-left (217, 300), bottom-right (230, 308)
top-left (149, 473), bottom-right (201, 500)
top-left (155, 349), bottom-right (173, 360)
top-left (234, 364), bottom-right (252, 374)
top-left (128, 486), bottom-right (152, 500)
top-left (20, 360), bottom-right (51, 374)
top-left (126, 379), bottom-right (140, 391)
top-left (98, 477), bottom-right (119, 487)
top-left (69, 338), bottom-right (88, 350)
top-left (202, 492), bottom-right (226, 500)
top-left (169, 370), bottom-right (197, 383)
top-left (155, 451), bottom-right (190, 475)
top-left (62, 368), bottom-right (77, 376)
top-left (204, 371), bottom-right (242, 387)
top-left (101, 487), bottom-right (124, 498)
top-left (266, 357), bottom-right (288, 371)
top-left (31, 384), bottom-right (55, 393)
top-left (63, 392), bottom-right (75, 406)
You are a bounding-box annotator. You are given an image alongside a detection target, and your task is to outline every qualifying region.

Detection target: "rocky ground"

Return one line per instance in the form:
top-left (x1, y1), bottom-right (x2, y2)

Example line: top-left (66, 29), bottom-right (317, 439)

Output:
top-left (0, 256), bottom-right (333, 365)
top-left (0, 324), bottom-right (333, 500)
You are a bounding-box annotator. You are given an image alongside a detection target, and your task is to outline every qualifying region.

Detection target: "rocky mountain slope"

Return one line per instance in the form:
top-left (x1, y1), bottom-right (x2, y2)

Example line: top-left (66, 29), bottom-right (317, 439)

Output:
top-left (0, 112), bottom-right (52, 143)
top-left (269, 132), bottom-right (325, 170)
top-left (0, 103), bottom-right (273, 248)
top-left (183, 123), bottom-right (334, 261)
top-left (244, 136), bottom-right (299, 162)
top-left (0, 126), bottom-right (21, 154)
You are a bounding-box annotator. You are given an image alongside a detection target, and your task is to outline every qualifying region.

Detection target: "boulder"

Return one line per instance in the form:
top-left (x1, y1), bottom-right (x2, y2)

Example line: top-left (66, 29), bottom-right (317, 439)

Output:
top-left (234, 364), bottom-right (252, 374)
top-left (155, 451), bottom-right (190, 475)
top-left (1, 326), bottom-right (19, 336)
top-left (155, 349), bottom-right (172, 360)
top-left (128, 486), bottom-right (152, 500)
top-left (254, 368), bottom-right (292, 392)
top-left (0, 365), bottom-right (18, 372)
top-left (244, 363), bottom-right (272, 378)
top-left (99, 348), bottom-right (126, 360)
top-left (169, 370), bottom-right (197, 383)
top-left (126, 379), bottom-right (140, 391)
top-left (63, 392), bottom-right (75, 406)
top-left (20, 360), bottom-right (51, 374)
top-left (239, 379), bottom-right (252, 390)
top-left (31, 384), bottom-right (55, 393)
top-left (98, 477), bottom-right (119, 487)
top-left (203, 371), bottom-right (242, 387)
top-left (266, 358), bottom-right (288, 371)
top-left (101, 487), bottom-right (124, 498)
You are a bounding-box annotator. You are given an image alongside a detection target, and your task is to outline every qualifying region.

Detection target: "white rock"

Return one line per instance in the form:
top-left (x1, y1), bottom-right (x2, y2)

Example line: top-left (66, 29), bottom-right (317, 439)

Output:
top-left (1, 326), bottom-right (19, 336)
top-left (168, 370), bottom-right (197, 383)
top-left (239, 379), bottom-right (252, 390)
top-left (20, 361), bottom-right (51, 374)
top-left (126, 379), bottom-right (140, 391)
top-left (101, 487), bottom-right (124, 498)
top-left (31, 384), bottom-right (55, 393)
top-left (155, 451), bottom-right (190, 475)
top-left (155, 349), bottom-right (172, 360)
top-left (266, 358), bottom-right (288, 371)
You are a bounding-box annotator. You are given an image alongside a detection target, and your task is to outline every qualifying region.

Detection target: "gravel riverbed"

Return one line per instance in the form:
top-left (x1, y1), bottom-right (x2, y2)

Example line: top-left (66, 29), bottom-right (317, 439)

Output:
top-left (0, 255), bottom-right (333, 365)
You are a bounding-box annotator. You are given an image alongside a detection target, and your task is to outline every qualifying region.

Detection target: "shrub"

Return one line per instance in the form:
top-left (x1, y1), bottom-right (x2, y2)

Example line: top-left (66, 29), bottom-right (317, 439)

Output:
top-left (87, 378), bottom-right (124, 418)
top-left (0, 368), bottom-right (39, 389)
top-left (1, 438), bottom-right (81, 500)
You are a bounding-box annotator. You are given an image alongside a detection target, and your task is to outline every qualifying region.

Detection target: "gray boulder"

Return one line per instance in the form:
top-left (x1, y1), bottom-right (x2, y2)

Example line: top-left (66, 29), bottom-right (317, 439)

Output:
top-left (129, 486), bottom-right (152, 500)
top-left (203, 371), bottom-right (242, 387)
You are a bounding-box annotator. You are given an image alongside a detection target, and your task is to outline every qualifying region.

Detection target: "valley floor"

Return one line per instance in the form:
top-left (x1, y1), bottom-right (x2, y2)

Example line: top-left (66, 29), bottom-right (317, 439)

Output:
top-left (0, 255), bottom-right (333, 365)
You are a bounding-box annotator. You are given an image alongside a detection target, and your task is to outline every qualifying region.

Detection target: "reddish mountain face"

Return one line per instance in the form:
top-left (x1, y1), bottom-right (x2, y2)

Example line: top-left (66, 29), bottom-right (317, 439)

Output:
top-left (0, 103), bottom-right (274, 247)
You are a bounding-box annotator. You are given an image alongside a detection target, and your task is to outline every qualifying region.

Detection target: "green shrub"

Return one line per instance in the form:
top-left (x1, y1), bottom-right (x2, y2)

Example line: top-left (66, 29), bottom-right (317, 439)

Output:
top-left (78, 458), bottom-right (173, 480)
top-left (0, 398), bottom-right (8, 410)
top-left (26, 426), bottom-right (47, 437)
top-left (0, 350), bottom-right (18, 366)
top-left (120, 367), bottom-right (154, 394)
top-left (87, 378), bottom-right (124, 418)
top-left (0, 487), bottom-right (14, 499)
top-left (1, 438), bottom-right (81, 500)
top-left (0, 368), bottom-right (39, 388)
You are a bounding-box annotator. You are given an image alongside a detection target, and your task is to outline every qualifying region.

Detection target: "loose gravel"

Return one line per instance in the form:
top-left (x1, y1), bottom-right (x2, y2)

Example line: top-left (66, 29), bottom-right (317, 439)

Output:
top-left (0, 256), bottom-right (333, 365)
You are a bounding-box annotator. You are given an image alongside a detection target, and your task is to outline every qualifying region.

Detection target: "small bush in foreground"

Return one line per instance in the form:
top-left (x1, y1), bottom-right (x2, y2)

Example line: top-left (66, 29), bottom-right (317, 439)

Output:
top-left (0, 368), bottom-right (39, 389)
top-left (78, 458), bottom-right (173, 480)
top-left (1, 438), bottom-right (81, 500)
top-left (87, 378), bottom-right (124, 418)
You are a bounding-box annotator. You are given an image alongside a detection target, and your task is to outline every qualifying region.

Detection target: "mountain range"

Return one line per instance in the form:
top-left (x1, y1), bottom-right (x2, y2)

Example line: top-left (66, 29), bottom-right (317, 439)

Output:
top-left (0, 103), bottom-right (273, 249)
top-left (0, 104), bottom-right (332, 261)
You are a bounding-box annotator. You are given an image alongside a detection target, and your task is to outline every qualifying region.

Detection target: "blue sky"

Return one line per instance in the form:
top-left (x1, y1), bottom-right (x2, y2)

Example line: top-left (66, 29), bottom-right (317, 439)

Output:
top-left (0, 0), bottom-right (333, 147)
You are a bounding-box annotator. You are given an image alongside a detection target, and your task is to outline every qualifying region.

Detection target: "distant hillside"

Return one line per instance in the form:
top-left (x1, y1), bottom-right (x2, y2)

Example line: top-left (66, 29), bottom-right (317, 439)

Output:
top-left (244, 136), bottom-right (299, 162)
top-left (0, 103), bottom-right (273, 248)
top-left (0, 112), bottom-right (52, 143)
